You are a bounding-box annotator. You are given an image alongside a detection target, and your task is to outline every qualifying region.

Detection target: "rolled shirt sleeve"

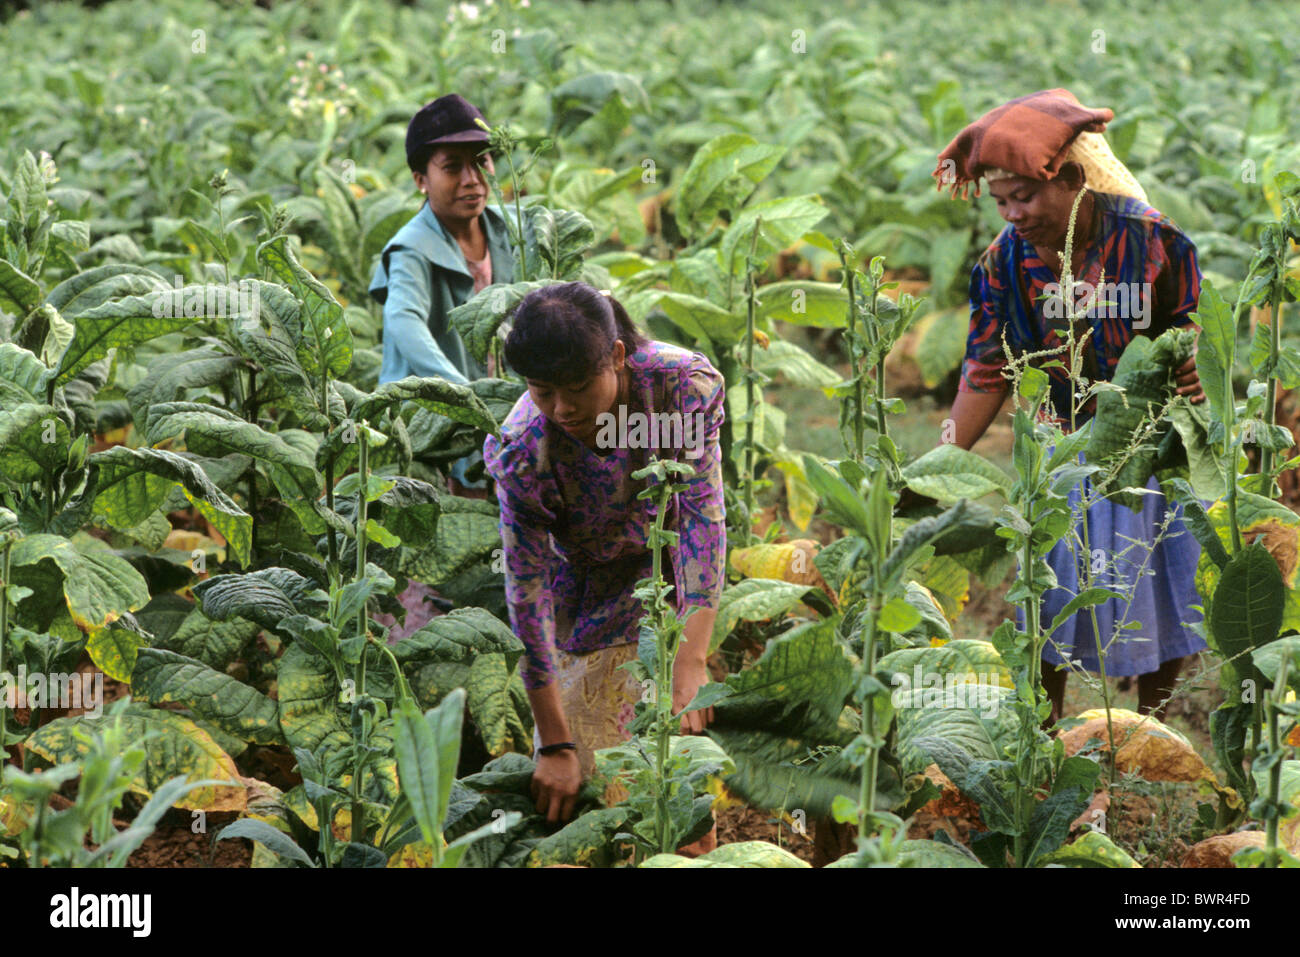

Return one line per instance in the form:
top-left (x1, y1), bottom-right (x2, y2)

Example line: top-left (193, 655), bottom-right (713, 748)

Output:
top-left (958, 259), bottom-right (1011, 394)
top-left (483, 427), bottom-right (560, 690)
top-left (669, 361), bottom-right (727, 616)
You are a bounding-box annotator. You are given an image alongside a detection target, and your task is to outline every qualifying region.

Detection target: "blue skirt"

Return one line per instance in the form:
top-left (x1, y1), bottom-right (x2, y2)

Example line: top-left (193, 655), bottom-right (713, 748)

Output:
top-left (1014, 463), bottom-right (1208, 677)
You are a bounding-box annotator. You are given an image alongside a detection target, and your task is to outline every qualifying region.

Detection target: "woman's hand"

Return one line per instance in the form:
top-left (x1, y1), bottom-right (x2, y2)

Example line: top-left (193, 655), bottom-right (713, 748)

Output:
top-left (1173, 355), bottom-right (1206, 404)
top-left (531, 750), bottom-right (582, 823)
top-left (672, 655), bottom-right (715, 734)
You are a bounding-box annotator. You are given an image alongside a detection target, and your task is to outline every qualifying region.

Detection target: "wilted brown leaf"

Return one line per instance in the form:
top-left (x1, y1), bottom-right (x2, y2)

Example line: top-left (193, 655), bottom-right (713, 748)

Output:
top-left (1181, 832), bottom-right (1265, 868)
top-left (1059, 709), bottom-right (1216, 785)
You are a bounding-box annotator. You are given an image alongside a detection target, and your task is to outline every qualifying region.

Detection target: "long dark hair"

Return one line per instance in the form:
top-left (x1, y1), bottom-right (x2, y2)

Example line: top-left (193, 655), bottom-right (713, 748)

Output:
top-left (504, 281), bottom-right (648, 384)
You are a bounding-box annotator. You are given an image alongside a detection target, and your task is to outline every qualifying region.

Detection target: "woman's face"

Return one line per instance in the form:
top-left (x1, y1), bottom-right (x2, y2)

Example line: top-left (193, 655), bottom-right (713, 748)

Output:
top-left (415, 144), bottom-right (494, 224)
top-left (526, 340), bottom-right (626, 447)
top-left (987, 171), bottom-right (1084, 252)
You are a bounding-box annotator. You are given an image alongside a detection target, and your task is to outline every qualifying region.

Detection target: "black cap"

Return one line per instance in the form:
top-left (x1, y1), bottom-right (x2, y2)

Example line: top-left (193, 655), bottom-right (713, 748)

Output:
top-left (406, 95), bottom-right (489, 171)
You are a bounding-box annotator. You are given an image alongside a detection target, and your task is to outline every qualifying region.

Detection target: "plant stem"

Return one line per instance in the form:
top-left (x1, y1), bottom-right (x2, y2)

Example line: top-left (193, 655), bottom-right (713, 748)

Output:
top-left (858, 599), bottom-right (880, 846)
top-left (1260, 293), bottom-right (1284, 497)
top-left (741, 220), bottom-right (761, 548)
top-left (325, 456), bottom-right (339, 590)
top-left (355, 426), bottom-right (369, 694)
top-left (649, 479), bottom-right (673, 854)
top-left (841, 252), bottom-right (864, 463)
top-left (0, 540), bottom-right (10, 764)
top-left (1263, 655), bottom-right (1288, 865)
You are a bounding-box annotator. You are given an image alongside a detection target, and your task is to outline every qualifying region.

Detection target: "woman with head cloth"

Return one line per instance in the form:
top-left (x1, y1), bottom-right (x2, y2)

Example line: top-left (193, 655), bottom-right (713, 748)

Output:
top-left (483, 282), bottom-right (725, 841)
top-left (935, 89), bottom-right (1208, 722)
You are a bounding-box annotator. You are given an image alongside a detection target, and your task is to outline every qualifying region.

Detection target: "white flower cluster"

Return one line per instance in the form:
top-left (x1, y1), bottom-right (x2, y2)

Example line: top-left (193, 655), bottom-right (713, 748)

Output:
top-left (286, 49), bottom-right (356, 120)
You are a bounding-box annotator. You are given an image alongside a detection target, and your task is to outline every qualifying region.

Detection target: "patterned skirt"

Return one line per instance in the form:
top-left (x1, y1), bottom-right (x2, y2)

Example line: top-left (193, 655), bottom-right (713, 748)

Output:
top-left (530, 642), bottom-right (642, 777)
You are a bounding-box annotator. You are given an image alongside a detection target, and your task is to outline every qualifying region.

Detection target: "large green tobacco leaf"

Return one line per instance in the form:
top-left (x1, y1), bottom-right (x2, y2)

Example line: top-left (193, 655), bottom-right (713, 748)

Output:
top-left (1035, 830), bottom-right (1140, 868)
top-left (705, 724), bottom-right (864, 817)
top-left (52, 291), bottom-right (204, 385)
top-left (913, 736), bottom-right (1016, 834)
top-left (709, 578), bottom-right (819, 653)
top-left (44, 263), bottom-right (170, 317)
top-left (899, 686), bottom-right (1019, 774)
top-left (145, 402), bottom-right (322, 506)
top-left (131, 648), bottom-right (282, 746)
top-left (392, 607), bottom-right (525, 674)
top-left (193, 567), bottom-right (328, 633)
top-left (275, 642), bottom-right (349, 753)
top-left (9, 533), bottom-right (150, 634)
top-left (0, 343), bottom-right (51, 407)
top-left (465, 652), bottom-right (531, 758)
top-left (26, 705), bottom-right (244, 811)
top-left (674, 134), bottom-right (785, 239)
top-left (1190, 279), bottom-right (1235, 444)
top-left (524, 807), bottom-right (631, 868)
top-left (623, 289), bottom-right (743, 347)
top-left (641, 840), bottom-right (810, 868)
top-left (1024, 788), bottom-right (1089, 865)
top-left (125, 347), bottom-right (243, 424)
top-left (86, 620), bottom-right (150, 682)
top-left (877, 639), bottom-right (1013, 691)
top-left (754, 281), bottom-right (849, 329)
top-left (150, 606), bottom-right (260, 671)
top-left (0, 258), bottom-right (42, 315)
top-left (549, 70), bottom-right (649, 138)
top-left (256, 236), bottom-right (353, 378)
top-left (90, 445), bottom-right (254, 567)
top-left (894, 840), bottom-right (985, 868)
top-left (447, 280), bottom-right (551, 364)
top-left (903, 443), bottom-right (1013, 503)
top-left (714, 618), bottom-right (854, 729)
top-left (394, 696), bottom-right (448, 849)
top-left (521, 204), bottom-right (596, 280)
top-left (1164, 401), bottom-right (1224, 500)
top-left (234, 314), bottom-right (329, 431)
top-left (719, 195), bottom-right (828, 276)
top-left (1209, 542), bottom-right (1285, 671)
top-left (353, 377), bottom-right (499, 436)
top-left (751, 339), bottom-right (840, 389)
top-left (0, 403), bottom-right (68, 485)
top-left (400, 496), bottom-right (500, 585)
top-left (1210, 702), bottom-right (1253, 796)
top-left (407, 378), bottom-right (525, 461)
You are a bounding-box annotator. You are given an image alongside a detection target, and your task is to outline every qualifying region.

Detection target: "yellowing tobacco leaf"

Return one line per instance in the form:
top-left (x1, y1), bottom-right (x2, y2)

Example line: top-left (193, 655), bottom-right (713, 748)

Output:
top-left (1181, 832), bottom-right (1265, 868)
top-left (729, 540), bottom-right (833, 599)
top-left (1060, 709), bottom-right (1216, 786)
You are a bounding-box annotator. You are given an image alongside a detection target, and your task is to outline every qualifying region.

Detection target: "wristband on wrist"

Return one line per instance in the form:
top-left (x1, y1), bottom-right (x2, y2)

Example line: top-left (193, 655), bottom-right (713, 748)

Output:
top-left (537, 741), bottom-right (577, 757)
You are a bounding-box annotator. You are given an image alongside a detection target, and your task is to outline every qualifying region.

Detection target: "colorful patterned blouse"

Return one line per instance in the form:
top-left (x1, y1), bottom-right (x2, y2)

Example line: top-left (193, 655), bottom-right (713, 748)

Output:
top-left (959, 191), bottom-right (1202, 427)
top-left (482, 340), bottom-right (727, 689)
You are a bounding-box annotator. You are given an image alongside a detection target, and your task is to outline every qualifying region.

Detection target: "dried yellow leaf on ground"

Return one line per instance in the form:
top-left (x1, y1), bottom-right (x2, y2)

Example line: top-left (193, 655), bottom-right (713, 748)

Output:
top-left (388, 841), bottom-right (434, 868)
top-left (729, 540), bottom-right (833, 599)
top-left (1060, 709), bottom-right (1216, 785)
top-left (1181, 832), bottom-right (1264, 867)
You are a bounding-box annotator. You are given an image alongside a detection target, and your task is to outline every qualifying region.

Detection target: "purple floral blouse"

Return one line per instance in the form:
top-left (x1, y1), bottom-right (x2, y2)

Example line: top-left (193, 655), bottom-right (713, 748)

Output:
top-left (482, 340), bottom-right (727, 689)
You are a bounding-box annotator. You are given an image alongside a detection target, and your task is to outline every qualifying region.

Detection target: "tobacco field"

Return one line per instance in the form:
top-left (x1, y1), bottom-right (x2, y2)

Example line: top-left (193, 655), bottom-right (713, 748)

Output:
top-left (2, 0), bottom-right (1300, 870)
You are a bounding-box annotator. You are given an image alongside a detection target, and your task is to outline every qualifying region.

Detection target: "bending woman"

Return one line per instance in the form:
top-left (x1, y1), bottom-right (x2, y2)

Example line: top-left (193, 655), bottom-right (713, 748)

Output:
top-left (936, 90), bottom-right (1208, 722)
top-left (483, 282), bottom-right (726, 823)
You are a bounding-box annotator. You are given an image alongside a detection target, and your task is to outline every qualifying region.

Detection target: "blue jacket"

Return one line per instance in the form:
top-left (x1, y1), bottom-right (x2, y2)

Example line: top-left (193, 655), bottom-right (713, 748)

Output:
top-left (368, 201), bottom-right (516, 385)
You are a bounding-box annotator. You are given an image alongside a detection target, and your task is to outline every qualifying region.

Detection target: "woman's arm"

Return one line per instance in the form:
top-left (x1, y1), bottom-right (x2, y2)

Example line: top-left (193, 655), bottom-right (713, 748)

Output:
top-left (525, 683), bottom-right (582, 823)
top-left (949, 385), bottom-right (1009, 450)
top-left (382, 248), bottom-right (470, 384)
top-left (484, 437), bottom-right (581, 821)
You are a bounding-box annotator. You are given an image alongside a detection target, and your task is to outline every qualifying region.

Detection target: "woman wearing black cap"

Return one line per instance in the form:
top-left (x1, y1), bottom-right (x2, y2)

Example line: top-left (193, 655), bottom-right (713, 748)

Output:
top-left (368, 93), bottom-right (515, 432)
